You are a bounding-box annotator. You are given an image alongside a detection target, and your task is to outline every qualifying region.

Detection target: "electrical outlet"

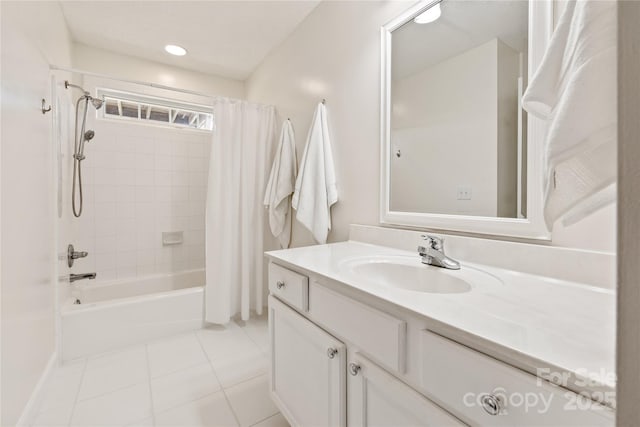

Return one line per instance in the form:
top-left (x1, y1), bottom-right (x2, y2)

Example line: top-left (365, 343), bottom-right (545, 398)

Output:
top-left (457, 186), bottom-right (472, 200)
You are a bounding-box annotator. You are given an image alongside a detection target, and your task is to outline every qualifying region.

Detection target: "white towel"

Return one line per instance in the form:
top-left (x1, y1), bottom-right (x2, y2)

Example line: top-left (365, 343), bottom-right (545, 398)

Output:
top-left (522, 0), bottom-right (617, 229)
top-left (292, 103), bottom-right (338, 244)
top-left (264, 120), bottom-right (297, 248)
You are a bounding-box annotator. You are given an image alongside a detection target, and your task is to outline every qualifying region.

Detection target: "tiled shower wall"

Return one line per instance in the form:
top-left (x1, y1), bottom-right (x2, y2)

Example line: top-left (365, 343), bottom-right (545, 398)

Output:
top-left (70, 113), bottom-right (210, 283)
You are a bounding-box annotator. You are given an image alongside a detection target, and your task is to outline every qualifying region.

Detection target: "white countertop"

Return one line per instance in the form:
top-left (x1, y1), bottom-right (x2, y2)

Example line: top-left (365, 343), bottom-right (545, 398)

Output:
top-left (266, 241), bottom-right (616, 398)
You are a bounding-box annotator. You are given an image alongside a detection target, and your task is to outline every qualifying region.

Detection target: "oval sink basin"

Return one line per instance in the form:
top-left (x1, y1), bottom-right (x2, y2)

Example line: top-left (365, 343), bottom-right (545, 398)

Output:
top-left (340, 256), bottom-right (501, 294)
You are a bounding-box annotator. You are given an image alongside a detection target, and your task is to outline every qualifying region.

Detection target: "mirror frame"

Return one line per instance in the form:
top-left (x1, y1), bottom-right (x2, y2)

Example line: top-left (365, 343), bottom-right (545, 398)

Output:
top-left (380, 0), bottom-right (553, 240)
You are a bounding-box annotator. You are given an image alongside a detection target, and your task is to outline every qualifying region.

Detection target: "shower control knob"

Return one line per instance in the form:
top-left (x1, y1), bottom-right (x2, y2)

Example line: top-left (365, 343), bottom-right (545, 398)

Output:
top-left (348, 363), bottom-right (361, 376)
top-left (276, 281), bottom-right (285, 290)
top-left (67, 244), bottom-right (89, 268)
top-left (327, 348), bottom-right (338, 359)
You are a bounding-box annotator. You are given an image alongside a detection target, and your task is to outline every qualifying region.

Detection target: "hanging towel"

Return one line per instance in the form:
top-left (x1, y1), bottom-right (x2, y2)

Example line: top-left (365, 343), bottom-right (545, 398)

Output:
top-left (292, 102), bottom-right (338, 244)
top-left (521, 0), bottom-right (617, 229)
top-left (264, 120), bottom-right (297, 248)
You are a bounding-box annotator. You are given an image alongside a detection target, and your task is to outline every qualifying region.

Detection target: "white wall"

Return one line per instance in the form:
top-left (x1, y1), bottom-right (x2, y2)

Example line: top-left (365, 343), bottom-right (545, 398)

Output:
top-left (0, 2), bottom-right (74, 425)
top-left (73, 43), bottom-right (245, 99)
top-left (391, 39), bottom-right (500, 216)
top-left (66, 76), bottom-right (210, 286)
top-left (247, 0), bottom-right (412, 247)
top-left (246, 0), bottom-right (615, 252)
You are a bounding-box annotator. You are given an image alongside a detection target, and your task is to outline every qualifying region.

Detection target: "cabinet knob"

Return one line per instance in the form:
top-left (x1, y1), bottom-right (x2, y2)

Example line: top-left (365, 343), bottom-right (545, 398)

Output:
top-left (276, 281), bottom-right (285, 289)
top-left (327, 348), bottom-right (338, 359)
top-left (348, 363), bottom-right (361, 376)
top-left (480, 394), bottom-right (502, 416)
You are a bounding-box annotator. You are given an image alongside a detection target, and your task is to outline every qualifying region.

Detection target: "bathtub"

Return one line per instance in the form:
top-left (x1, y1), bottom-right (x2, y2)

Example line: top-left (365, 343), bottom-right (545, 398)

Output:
top-left (61, 270), bottom-right (204, 361)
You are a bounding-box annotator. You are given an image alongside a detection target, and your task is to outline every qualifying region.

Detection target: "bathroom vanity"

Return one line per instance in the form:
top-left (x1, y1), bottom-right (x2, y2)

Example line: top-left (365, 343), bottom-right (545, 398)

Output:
top-left (265, 234), bottom-right (615, 426)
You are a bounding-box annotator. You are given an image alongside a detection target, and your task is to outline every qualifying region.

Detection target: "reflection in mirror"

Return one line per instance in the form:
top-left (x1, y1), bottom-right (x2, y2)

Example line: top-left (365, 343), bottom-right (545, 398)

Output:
top-left (390, 0), bottom-right (528, 218)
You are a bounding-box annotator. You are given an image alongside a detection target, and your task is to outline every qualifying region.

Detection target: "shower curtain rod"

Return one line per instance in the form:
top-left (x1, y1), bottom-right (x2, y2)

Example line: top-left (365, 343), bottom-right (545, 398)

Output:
top-left (49, 65), bottom-right (255, 106)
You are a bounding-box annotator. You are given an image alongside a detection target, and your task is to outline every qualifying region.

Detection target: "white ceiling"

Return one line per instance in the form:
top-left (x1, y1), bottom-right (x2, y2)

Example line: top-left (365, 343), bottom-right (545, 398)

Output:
top-left (392, 0), bottom-right (528, 79)
top-left (60, 1), bottom-right (321, 81)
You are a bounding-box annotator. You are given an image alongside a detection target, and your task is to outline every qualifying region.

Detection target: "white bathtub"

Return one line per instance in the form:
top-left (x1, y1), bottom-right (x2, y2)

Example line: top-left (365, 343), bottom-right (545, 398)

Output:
top-left (61, 270), bottom-right (204, 361)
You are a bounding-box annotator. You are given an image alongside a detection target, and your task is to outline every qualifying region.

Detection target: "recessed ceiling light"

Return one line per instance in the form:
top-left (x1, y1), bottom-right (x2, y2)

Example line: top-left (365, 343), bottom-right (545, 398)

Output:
top-left (414, 3), bottom-right (442, 24)
top-left (165, 44), bottom-right (187, 56)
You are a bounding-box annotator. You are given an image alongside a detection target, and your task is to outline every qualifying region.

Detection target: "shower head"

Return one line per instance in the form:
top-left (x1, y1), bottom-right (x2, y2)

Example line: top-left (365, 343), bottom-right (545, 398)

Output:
top-left (90, 97), bottom-right (103, 110)
top-left (84, 130), bottom-right (95, 142)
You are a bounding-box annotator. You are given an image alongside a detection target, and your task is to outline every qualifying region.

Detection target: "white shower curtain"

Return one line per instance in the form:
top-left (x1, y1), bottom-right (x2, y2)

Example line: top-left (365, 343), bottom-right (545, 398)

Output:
top-left (205, 99), bottom-right (276, 324)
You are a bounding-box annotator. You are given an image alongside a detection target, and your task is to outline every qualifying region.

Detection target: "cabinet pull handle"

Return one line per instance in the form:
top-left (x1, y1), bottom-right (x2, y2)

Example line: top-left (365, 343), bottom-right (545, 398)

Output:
top-left (276, 281), bottom-right (285, 289)
top-left (327, 348), bottom-right (338, 359)
top-left (348, 363), bottom-right (361, 376)
top-left (480, 394), bottom-right (502, 416)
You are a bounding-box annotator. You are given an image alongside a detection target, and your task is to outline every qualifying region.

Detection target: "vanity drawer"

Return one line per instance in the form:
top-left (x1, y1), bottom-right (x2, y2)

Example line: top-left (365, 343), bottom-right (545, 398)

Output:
top-left (309, 282), bottom-right (406, 373)
top-left (269, 263), bottom-right (309, 312)
top-left (419, 330), bottom-right (613, 426)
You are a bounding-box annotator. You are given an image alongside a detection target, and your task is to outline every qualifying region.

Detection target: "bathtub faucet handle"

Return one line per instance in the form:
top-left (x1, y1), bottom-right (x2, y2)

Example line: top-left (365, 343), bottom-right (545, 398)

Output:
top-left (67, 244), bottom-right (88, 268)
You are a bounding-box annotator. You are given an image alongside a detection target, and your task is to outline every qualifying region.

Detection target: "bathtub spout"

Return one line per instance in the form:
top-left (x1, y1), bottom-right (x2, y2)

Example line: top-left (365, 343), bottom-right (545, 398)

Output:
top-left (70, 273), bottom-right (96, 283)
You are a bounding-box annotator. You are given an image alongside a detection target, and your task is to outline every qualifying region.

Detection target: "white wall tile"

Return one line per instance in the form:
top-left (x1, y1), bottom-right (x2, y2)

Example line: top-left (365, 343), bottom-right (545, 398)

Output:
top-left (117, 251), bottom-right (138, 269)
top-left (116, 201), bottom-right (135, 219)
top-left (172, 186), bottom-right (189, 202)
top-left (93, 167), bottom-right (116, 186)
top-left (95, 236), bottom-right (117, 254)
top-left (117, 266), bottom-right (138, 279)
top-left (155, 154), bottom-right (172, 171)
top-left (135, 169), bottom-right (154, 186)
top-left (117, 185), bottom-right (136, 203)
top-left (135, 152), bottom-right (155, 169)
top-left (137, 250), bottom-right (155, 266)
top-left (155, 170), bottom-right (172, 186)
top-left (172, 156), bottom-right (189, 172)
top-left (78, 119), bottom-right (208, 285)
top-left (137, 264), bottom-right (155, 277)
top-left (95, 253), bottom-right (117, 271)
top-left (115, 168), bottom-right (136, 186)
top-left (135, 138), bottom-right (155, 154)
top-left (116, 152), bottom-right (137, 169)
top-left (136, 186), bottom-right (155, 203)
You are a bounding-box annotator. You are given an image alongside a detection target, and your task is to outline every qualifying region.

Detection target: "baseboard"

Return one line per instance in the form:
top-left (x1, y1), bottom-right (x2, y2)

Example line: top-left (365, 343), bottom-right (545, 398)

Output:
top-left (15, 351), bottom-right (58, 427)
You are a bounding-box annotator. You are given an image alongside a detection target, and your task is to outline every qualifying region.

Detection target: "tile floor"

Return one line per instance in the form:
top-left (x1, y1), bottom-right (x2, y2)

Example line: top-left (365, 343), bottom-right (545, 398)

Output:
top-left (32, 316), bottom-right (289, 427)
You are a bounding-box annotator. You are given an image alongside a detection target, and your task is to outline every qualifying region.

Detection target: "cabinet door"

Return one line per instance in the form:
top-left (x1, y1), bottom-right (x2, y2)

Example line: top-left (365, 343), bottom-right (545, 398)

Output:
top-left (348, 353), bottom-right (465, 427)
top-left (269, 296), bottom-right (346, 427)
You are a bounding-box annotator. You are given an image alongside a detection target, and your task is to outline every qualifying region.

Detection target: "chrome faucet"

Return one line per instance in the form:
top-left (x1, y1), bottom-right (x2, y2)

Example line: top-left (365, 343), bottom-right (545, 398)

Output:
top-left (418, 235), bottom-right (460, 270)
top-left (70, 273), bottom-right (96, 283)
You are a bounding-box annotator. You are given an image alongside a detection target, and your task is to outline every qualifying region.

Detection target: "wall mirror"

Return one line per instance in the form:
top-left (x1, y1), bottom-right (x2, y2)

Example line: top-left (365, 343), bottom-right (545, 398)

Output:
top-left (380, 0), bottom-right (552, 239)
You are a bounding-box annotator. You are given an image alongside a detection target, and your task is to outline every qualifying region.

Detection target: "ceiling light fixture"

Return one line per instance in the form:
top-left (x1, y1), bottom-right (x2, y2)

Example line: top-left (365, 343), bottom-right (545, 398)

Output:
top-left (414, 3), bottom-right (442, 24)
top-left (165, 44), bottom-right (187, 56)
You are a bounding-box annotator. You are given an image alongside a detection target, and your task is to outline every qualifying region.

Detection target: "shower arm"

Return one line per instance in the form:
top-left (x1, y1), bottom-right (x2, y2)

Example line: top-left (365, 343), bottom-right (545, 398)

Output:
top-left (64, 80), bottom-right (89, 95)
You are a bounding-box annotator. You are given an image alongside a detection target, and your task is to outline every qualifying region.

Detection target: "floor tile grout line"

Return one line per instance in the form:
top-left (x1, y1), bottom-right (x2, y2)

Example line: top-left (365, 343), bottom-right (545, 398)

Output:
top-left (236, 317), bottom-right (268, 347)
top-left (220, 371), bottom-right (267, 392)
top-left (144, 344), bottom-right (157, 426)
top-left (248, 412), bottom-right (281, 427)
top-left (152, 389), bottom-right (222, 419)
top-left (75, 378), bottom-right (150, 405)
top-left (195, 326), bottom-right (242, 427)
top-left (67, 357), bottom-right (89, 427)
top-left (149, 332), bottom-right (222, 417)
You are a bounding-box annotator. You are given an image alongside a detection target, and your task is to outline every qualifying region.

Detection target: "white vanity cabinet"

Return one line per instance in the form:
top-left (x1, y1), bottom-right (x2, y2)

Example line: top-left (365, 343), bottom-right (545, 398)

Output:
top-left (267, 261), bottom-right (614, 427)
top-left (268, 296), bottom-right (346, 427)
top-left (347, 353), bottom-right (464, 426)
